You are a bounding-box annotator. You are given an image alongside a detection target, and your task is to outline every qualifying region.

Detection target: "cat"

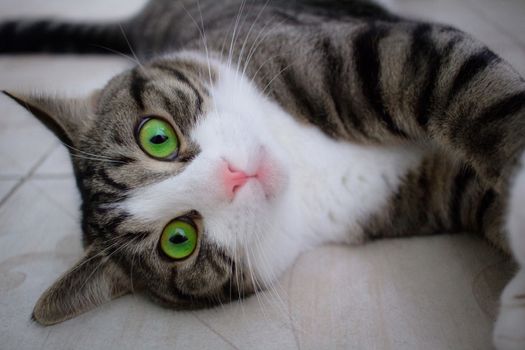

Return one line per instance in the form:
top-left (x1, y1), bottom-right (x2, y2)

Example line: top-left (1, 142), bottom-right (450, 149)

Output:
top-left (1, 0), bottom-right (525, 348)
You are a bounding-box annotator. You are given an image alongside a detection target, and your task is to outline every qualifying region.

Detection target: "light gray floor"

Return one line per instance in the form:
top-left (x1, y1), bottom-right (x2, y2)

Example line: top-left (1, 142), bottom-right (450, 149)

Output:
top-left (0, 1), bottom-right (523, 349)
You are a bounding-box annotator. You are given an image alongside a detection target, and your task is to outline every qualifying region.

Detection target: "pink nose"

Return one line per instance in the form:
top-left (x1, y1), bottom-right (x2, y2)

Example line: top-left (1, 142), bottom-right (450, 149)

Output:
top-left (223, 162), bottom-right (253, 198)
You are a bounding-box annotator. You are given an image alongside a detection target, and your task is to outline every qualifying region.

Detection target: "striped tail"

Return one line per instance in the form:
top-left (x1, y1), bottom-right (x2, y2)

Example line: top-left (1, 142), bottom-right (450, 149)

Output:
top-left (0, 19), bottom-right (132, 54)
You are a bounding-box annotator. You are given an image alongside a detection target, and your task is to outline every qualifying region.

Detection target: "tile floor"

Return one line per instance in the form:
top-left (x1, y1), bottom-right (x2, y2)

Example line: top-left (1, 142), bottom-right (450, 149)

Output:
top-left (0, 1), bottom-right (523, 349)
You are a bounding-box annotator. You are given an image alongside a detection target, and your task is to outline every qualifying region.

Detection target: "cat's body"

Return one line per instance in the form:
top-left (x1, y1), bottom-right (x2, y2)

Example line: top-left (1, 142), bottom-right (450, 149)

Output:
top-left (1, 1), bottom-right (525, 349)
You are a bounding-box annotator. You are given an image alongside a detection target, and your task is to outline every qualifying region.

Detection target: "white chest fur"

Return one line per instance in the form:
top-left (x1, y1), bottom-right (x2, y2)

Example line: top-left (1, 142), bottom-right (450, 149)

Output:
top-left (260, 97), bottom-right (424, 249)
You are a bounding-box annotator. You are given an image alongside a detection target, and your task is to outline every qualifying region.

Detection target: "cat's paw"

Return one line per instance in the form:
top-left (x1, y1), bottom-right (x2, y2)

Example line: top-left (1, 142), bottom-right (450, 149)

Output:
top-left (494, 270), bottom-right (525, 350)
top-left (507, 155), bottom-right (525, 267)
top-left (494, 157), bottom-right (525, 349)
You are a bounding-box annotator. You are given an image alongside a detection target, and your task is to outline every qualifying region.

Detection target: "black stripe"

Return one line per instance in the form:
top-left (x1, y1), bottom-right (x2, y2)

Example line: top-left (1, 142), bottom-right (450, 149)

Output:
top-left (353, 25), bottom-right (407, 137)
top-left (321, 36), bottom-right (367, 137)
top-left (277, 56), bottom-right (339, 136)
top-left (476, 189), bottom-right (496, 231)
top-left (85, 220), bottom-right (105, 239)
top-left (446, 49), bottom-right (500, 105)
top-left (420, 40), bottom-right (460, 126)
top-left (130, 69), bottom-right (147, 110)
top-left (111, 131), bottom-right (125, 146)
top-left (106, 214), bottom-right (129, 235)
top-left (97, 168), bottom-right (129, 191)
top-left (409, 24), bottom-right (434, 127)
top-left (152, 64), bottom-right (203, 114)
top-left (322, 37), bottom-right (344, 121)
top-left (1, 20), bottom-right (129, 54)
top-left (80, 164), bottom-right (96, 178)
top-left (475, 91), bottom-right (525, 125)
top-left (409, 24), bottom-right (433, 66)
top-left (197, 241), bottom-right (230, 277)
top-left (216, 249), bottom-right (233, 267)
top-left (410, 26), bottom-right (459, 127)
top-left (157, 88), bottom-right (197, 131)
top-left (449, 166), bottom-right (475, 229)
top-left (90, 191), bottom-right (124, 204)
top-left (0, 21), bottom-right (17, 52)
top-left (94, 205), bottom-right (111, 214)
top-left (108, 156), bottom-right (135, 168)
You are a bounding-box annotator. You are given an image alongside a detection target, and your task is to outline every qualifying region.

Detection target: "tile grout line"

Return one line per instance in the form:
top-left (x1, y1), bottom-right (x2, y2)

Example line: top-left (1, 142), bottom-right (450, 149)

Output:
top-left (31, 178), bottom-right (79, 219)
top-left (0, 173), bottom-right (72, 181)
top-left (0, 143), bottom-right (58, 209)
top-left (28, 173), bottom-right (73, 180)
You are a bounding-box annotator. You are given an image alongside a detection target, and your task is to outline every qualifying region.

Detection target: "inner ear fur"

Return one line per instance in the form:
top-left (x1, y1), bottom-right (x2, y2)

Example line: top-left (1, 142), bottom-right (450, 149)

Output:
top-left (2, 90), bottom-right (98, 147)
top-left (32, 248), bottom-right (130, 326)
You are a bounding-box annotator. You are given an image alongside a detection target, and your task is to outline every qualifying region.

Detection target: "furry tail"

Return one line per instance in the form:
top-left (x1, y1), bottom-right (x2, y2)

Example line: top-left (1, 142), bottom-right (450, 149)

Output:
top-left (0, 19), bottom-right (132, 54)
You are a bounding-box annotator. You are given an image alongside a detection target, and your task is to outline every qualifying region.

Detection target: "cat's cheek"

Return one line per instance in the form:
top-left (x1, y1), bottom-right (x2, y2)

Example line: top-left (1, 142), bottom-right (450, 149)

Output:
top-left (255, 150), bottom-right (289, 201)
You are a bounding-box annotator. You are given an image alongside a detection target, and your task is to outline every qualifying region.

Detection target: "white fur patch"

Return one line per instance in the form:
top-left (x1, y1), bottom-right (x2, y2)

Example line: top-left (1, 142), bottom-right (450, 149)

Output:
top-left (494, 151), bottom-right (525, 349)
top-left (122, 54), bottom-right (423, 286)
top-left (507, 152), bottom-right (525, 265)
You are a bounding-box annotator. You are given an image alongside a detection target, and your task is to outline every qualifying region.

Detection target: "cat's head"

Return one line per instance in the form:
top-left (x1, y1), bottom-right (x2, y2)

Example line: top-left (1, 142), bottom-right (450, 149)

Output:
top-left (4, 53), bottom-right (304, 325)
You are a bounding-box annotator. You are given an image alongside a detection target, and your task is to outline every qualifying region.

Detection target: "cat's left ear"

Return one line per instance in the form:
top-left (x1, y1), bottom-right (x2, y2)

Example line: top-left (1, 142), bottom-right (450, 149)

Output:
top-left (32, 248), bottom-right (131, 325)
top-left (1, 90), bottom-right (99, 146)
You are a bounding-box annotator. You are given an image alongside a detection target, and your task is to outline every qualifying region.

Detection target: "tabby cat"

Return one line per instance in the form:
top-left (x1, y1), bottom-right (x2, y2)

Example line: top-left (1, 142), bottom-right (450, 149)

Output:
top-left (1, 0), bottom-right (525, 348)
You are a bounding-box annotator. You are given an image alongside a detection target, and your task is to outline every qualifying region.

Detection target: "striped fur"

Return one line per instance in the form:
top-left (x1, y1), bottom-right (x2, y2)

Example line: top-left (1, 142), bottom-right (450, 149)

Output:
top-left (2, 1), bottom-right (525, 346)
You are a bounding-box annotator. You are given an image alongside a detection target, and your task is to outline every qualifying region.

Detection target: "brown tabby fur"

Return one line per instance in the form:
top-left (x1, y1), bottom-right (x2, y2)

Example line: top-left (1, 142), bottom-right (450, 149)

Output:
top-left (1, 0), bottom-right (524, 325)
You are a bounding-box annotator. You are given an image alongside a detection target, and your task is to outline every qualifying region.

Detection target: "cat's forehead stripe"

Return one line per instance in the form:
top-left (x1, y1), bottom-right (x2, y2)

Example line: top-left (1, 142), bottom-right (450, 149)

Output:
top-left (151, 63), bottom-right (205, 114)
top-left (130, 68), bottom-right (148, 110)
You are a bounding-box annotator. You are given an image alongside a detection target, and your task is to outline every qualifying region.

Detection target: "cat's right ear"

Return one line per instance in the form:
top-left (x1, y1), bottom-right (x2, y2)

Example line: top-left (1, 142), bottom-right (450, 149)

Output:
top-left (32, 247), bottom-right (131, 325)
top-left (1, 90), bottom-right (100, 147)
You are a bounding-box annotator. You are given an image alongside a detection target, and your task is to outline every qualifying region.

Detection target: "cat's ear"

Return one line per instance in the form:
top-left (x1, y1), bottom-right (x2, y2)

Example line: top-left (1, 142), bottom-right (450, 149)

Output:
top-left (32, 248), bottom-right (130, 325)
top-left (1, 90), bottom-right (100, 146)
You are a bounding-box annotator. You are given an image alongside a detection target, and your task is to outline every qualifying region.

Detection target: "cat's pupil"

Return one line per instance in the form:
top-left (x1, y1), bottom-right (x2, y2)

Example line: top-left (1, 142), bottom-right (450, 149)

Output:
top-left (150, 134), bottom-right (168, 144)
top-left (170, 234), bottom-right (188, 244)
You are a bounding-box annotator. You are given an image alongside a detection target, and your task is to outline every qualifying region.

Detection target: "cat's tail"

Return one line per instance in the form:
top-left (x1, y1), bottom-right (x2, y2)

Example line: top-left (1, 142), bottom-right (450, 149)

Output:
top-left (0, 19), bottom-right (132, 54)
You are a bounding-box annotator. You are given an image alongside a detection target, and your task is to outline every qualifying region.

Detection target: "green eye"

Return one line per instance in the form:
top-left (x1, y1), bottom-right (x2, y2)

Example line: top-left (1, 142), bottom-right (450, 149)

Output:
top-left (138, 118), bottom-right (179, 159)
top-left (160, 219), bottom-right (198, 260)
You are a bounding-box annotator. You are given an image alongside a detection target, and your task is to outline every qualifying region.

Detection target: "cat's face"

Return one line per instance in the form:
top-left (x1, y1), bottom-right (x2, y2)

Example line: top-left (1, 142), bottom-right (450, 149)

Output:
top-left (5, 54), bottom-right (303, 324)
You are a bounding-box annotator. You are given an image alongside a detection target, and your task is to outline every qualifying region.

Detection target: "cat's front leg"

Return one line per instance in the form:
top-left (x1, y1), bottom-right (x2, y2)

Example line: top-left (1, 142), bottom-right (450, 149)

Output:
top-left (495, 154), bottom-right (525, 350)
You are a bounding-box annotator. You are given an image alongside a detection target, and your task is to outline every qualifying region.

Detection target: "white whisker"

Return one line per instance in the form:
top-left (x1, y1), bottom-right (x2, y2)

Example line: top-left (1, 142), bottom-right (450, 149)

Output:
top-left (241, 17), bottom-right (287, 79)
top-left (61, 143), bottom-right (125, 161)
top-left (227, 0), bottom-right (247, 70)
top-left (67, 234), bottom-right (131, 276)
top-left (78, 237), bottom-right (137, 291)
top-left (90, 44), bottom-right (142, 68)
top-left (250, 244), bottom-right (302, 339)
top-left (118, 24), bottom-right (145, 72)
top-left (261, 61), bottom-right (297, 95)
top-left (235, 0), bottom-right (272, 84)
top-left (249, 53), bottom-right (280, 86)
top-left (69, 153), bottom-right (127, 164)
